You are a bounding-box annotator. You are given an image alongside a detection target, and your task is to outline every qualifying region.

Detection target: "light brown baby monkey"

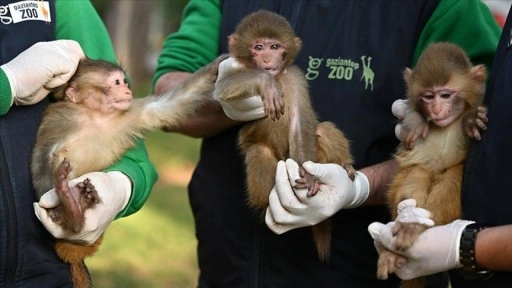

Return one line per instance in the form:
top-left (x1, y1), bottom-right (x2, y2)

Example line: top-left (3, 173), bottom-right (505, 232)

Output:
top-left (31, 57), bottom-right (221, 288)
top-left (213, 9), bottom-right (356, 262)
top-left (377, 42), bottom-right (488, 288)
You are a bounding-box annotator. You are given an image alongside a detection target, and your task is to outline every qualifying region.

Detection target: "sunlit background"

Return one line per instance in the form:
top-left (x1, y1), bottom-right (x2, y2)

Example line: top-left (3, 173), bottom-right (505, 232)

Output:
top-left (85, 1), bottom-right (511, 287)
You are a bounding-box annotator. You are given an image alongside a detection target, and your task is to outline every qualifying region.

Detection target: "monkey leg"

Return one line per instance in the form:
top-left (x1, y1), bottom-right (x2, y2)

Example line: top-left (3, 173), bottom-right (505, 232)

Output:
top-left (316, 121), bottom-right (356, 180)
top-left (50, 158), bottom-right (100, 233)
top-left (244, 143), bottom-right (279, 217)
top-left (422, 164), bottom-right (463, 224)
top-left (387, 164), bottom-right (432, 250)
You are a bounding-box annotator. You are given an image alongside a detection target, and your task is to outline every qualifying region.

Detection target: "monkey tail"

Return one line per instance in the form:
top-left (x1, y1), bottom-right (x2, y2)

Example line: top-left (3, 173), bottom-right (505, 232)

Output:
top-left (312, 219), bottom-right (331, 262)
top-left (399, 277), bottom-right (426, 288)
top-left (55, 235), bottom-right (103, 288)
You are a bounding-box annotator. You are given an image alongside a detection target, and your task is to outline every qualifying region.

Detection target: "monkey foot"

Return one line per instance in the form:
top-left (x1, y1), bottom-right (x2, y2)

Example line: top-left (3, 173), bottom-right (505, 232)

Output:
top-left (77, 178), bottom-right (100, 208)
top-left (377, 249), bottom-right (407, 280)
top-left (392, 222), bottom-right (428, 251)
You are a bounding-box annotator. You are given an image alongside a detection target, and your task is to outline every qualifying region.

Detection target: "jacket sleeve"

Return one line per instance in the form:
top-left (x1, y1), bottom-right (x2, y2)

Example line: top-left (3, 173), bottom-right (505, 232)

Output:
top-left (152, 0), bottom-right (221, 86)
top-left (413, 0), bottom-right (501, 68)
top-left (56, 0), bottom-right (158, 217)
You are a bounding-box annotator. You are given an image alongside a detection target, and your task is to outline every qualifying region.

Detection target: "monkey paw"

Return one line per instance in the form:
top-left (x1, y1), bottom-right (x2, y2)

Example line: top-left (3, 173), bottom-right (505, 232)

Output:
top-left (77, 178), bottom-right (100, 209)
top-left (376, 249), bottom-right (407, 280)
top-left (392, 222), bottom-right (428, 251)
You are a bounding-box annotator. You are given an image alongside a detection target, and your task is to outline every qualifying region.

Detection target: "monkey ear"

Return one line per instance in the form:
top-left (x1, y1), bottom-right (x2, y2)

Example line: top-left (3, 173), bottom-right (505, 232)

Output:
top-left (403, 68), bottom-right (413, 83)
top-left (65, 85), bottom-right (79, 103)
top-left (294, 37), bottom-right (302, 51)
top-left (470, 64), bottom-right (487, 85)
top-left (228, 34), bottom-right (238, 54)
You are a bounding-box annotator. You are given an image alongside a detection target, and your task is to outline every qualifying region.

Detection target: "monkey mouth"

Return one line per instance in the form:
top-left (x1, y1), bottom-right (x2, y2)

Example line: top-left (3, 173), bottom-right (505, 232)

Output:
top-left (430, 115), bottom-right (456, 127)
top-left (264, 68), bottom-right (279, 76)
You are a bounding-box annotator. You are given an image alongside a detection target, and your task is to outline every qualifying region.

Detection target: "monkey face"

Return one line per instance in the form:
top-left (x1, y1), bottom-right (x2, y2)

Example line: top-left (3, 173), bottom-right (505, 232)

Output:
top-left (250, 38), bottom-right (286, 76)
top-left (421, 88), bottom-right (463, 127)
top-left (102, 70), bottom-right (133, 112)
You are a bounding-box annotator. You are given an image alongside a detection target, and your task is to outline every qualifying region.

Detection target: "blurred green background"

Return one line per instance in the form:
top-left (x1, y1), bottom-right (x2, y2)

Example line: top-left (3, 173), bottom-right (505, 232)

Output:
top-left (85, 1), bottom-right (202, 287)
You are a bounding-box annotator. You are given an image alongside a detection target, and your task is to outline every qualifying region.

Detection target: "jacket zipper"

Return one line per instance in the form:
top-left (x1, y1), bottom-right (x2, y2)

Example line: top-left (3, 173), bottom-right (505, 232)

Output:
top-left (0, 133), bottom-right (18, 287)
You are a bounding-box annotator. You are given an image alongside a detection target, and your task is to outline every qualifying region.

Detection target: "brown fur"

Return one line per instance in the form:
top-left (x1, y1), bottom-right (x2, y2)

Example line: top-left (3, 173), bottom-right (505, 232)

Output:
top-left (215, 10), bottom-right (355, 261)
top-left (31, 57), bottom-right (220, 288)
top-left (377, 42), bottom-right (486, 287)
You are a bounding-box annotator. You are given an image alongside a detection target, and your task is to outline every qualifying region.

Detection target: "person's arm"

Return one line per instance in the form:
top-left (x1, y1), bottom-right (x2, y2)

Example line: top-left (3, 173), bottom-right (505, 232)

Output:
top-left (55, 0), bottom-right (157, 217)
top-left (413, 0), bottom-right (500, 68)
top-left (153, 0), bottom-right (239, 138)
top-left (360, 160), bottom-right (398, 205)
top-left (368, 208), bottom-right (512, 280)
top-left (475, 225), bottom-right (512, 271)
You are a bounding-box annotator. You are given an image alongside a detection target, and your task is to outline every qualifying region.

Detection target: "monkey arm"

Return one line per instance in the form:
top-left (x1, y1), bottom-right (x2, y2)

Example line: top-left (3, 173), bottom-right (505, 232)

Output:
top-left (155, 71), bottom-right (241, 138)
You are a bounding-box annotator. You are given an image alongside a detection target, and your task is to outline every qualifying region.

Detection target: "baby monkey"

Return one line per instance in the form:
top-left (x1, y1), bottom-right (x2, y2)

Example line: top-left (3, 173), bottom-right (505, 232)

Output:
top-left (31, 57), bottom-right (220, 287)
top-left (377, 42), bottom-right (487, 288)
top-left (214, 10), bottom-right (356, 261)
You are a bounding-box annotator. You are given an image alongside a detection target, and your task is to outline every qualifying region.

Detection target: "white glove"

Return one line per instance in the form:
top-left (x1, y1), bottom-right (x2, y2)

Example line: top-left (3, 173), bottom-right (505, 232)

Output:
top-left (33, 171), bottom-right (132, 245)
top-left (265, 159), bottom-right (370, 234)
top-left (391, 99), bottom-right (408, 141)
top-left (216, 57), bottom-right (266, 121)
top-left (368, 219), bottom-right (473, 280)
top-left (220, 95), bottom-right (266, 121)
top-left (394, 199), bottom-right (435, 227)
top-left (1, 40), bottom-right (85, 106)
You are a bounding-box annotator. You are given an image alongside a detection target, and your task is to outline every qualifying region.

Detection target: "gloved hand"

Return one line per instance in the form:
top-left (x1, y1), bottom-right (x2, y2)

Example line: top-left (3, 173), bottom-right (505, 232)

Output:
top-left (216, 57), bottom-right (266, 121)
top-left (394, 199), bottom-right (435, 227)
top-left (391, 99), bottom-right (408, 140)
top-left (391, 98), bottom-right (429, 149)
top-left (368, 219), bottom-right (473, 280)
top-left (1, 40), bottom-right (85, 106)
top-left (33, 171), bottom-right (132, 245)
top-left (265, 158), bottom-right (370, 234)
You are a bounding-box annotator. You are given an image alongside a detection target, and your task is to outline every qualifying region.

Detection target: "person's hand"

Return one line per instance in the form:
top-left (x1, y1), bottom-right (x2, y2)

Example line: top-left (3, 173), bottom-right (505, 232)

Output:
top-left (220, 95), bottom-right (266, 121)
top-left (33, 171), bottom-right (132, 245)
top-left (392, 99), bottom-right (429, 149)
top-left (394, 199), bottom-right (435, 227)
top-left (265, 159), bottom-right (369, 234)
top-left (368, 219), bottom-right (473, 280)
top-left (1, 40), bottom-right (85, 106)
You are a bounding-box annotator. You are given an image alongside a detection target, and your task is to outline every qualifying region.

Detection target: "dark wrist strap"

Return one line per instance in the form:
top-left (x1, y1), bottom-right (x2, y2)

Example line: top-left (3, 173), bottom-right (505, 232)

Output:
top-left (459, 223), bottom-right (494, 280)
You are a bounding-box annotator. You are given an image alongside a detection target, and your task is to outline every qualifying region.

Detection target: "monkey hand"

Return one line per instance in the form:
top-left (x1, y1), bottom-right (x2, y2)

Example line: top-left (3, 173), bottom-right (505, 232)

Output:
top-left (33, 171), bottom-right (131, 245)
top-left (392, 99), bottom-right (429, 150)
top-left (265, 159), bottom-right (369, 234)
top-left (1, 40), bottom-right (85, 106)
top-left (368, 219), bottom-right (473, 280)
top-left (462, 106), bottom-right (488, 140)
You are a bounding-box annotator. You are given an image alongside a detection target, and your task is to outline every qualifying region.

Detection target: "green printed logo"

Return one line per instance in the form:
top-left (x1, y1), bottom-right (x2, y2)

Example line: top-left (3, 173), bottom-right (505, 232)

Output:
top-left (305, 56), bottom-right (323, 80)
top-left (326, 57), bottom-right (359, 81)
top-left (360, 56), bottom-right (374, 91)
top-left (305, 54), bottom-right (375, 91)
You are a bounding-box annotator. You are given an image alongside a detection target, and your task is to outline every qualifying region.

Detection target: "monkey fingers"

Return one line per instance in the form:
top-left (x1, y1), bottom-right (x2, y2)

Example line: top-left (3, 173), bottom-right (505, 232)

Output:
top-left (376, 249), bottom-right (407, 280)
top-left (392, 222), bottom-right (428, 251)
top-left (463, 106), bottom-right (488, 140)
top-left (77, 178), bottom-right (100, 208)
top-left (293, 167), bottom-right (320, 197)
top-left (261, 79), bottom-right (284, 121)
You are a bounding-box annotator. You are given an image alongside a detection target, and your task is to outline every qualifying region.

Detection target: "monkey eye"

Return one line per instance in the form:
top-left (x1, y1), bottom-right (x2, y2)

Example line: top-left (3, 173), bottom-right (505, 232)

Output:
top-left (421, 93), bottom-right (435, 102)
top-left (270, 44), bottom-right (281, 50)
top-left (254, 44), bottom-right (264, 51)
top-left (114, 79), bottom-right (122, 85)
